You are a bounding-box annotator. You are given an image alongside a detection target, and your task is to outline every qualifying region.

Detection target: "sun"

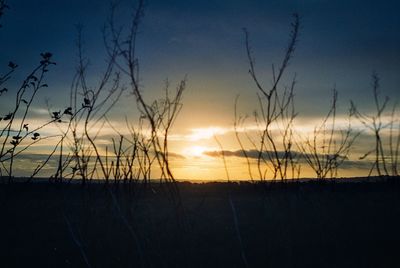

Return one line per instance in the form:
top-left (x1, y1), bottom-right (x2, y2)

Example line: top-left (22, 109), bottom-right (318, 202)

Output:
top-left (183, 145), bottom-right (208, 157)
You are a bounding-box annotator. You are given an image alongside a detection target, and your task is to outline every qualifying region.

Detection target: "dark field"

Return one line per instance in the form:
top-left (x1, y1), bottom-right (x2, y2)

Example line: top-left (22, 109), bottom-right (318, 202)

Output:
top-left (1, 178), bottom-right (400, 267)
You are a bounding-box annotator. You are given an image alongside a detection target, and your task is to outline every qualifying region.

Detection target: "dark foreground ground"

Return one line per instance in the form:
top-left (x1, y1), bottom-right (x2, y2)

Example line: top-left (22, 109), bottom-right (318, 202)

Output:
top-left (1, 178), bottom-right (400, 267)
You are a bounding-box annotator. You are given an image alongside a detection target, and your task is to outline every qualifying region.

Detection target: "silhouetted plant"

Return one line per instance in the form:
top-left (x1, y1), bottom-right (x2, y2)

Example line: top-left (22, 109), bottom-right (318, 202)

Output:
top-left (351, 73), bottom-right (399, 176)
top-left (99, 1), bottom-right (191, 233)
top-left (129, 118), bottom-right (156, 183)
top-left (42, 0), bottom-right (187, 190)
top-left (388, 103), bottom-right (400, 176)
top-left (52, 25), bottom-right (125, 185)
top-left (234, 96), bottom-right (255, 181)
top-left (0, 51), bottom-right (65, 182)
top-left (214, 135), bottom-right (231, 182)
top-left (238, 13), bottom-right (300, 181)
top-left (297, 89), bottom-right (359, 179)
top-left (105, 0), bottom-right (186, 188)
top-left (0, 2), bottom-right (75, 182)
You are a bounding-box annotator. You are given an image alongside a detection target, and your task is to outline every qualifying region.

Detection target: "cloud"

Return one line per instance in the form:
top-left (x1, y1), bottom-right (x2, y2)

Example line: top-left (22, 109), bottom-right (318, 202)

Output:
top-left (203, 150), bottom-right (347, 163)
top-left (203, 148), bottom-right (374, 170)
top-left (205, 149), bottom-right (259, 158)
top-left (158, 151), bottom-right (186, 159)
top-left (203, 149), bottom-right (318, 162)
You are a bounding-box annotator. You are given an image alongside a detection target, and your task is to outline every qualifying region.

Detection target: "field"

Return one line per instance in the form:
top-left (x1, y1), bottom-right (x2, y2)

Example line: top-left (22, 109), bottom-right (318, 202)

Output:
top-left (1, 178), bottom-right (400, 267)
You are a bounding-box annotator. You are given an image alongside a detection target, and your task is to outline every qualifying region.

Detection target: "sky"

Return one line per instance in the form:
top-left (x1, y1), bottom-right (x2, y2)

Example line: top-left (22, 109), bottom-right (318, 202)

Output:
top-left (0, 0), bottom-right (399, 180)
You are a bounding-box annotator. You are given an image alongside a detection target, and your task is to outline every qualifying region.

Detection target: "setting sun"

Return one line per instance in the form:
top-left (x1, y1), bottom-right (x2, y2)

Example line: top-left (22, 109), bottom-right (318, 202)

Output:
top-left (183, 145), bottom-right (209, 157)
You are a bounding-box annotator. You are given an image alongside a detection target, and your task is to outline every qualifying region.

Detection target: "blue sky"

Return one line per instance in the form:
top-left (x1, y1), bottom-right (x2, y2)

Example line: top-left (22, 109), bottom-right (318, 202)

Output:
top-left (1, 0), bottom-right (399, 116)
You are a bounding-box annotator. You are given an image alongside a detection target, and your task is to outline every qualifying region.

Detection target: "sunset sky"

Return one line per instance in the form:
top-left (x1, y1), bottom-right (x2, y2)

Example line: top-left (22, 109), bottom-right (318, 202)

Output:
top-left (1, 0), bottom-right (399, 180)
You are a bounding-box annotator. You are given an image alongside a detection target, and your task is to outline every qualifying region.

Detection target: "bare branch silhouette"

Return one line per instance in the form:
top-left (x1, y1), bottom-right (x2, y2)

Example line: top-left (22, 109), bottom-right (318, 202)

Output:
top-left (239, 13), bottom-right (300, 181)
